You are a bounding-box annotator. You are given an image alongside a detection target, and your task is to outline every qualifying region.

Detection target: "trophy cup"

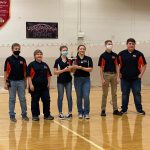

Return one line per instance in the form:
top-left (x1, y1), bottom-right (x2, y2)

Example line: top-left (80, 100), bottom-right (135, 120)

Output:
top-left (68, 51), bottom-right (77, 66)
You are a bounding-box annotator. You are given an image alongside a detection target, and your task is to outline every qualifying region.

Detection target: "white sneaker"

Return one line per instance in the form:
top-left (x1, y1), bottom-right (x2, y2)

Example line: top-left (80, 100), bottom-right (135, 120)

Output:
top-left (58, 113), bottom-right (65, 120)
top-left (78, 114), bottom-right (83, 119)
top-left (85, 114), bottom-right (90, 119)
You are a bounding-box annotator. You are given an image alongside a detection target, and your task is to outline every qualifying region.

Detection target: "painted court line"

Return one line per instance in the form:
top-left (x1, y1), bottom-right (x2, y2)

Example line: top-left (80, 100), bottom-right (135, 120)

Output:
top-left (27, 104), bottom-right (105, 150)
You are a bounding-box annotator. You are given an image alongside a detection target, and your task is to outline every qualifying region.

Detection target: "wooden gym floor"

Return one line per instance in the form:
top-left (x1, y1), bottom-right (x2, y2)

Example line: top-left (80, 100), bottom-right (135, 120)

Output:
top-left (0, 86), bottom-right (150, 150)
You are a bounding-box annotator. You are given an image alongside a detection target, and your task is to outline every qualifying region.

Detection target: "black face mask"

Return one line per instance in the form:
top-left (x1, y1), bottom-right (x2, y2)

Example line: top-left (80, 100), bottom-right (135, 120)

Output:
top-left (13, 51), bottom-right (20, 56)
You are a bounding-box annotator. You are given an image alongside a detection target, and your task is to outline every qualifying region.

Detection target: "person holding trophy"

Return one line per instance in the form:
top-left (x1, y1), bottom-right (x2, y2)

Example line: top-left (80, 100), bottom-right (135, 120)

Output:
top-left (54, 45), bottom-right (73, 119)
top-left (73, 45), bottom-right (93, 119)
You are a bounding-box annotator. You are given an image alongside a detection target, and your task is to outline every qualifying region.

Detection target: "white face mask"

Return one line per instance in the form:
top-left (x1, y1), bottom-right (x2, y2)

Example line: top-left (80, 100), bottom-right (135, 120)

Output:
top-left (106, 44), bottom-right (113, 50)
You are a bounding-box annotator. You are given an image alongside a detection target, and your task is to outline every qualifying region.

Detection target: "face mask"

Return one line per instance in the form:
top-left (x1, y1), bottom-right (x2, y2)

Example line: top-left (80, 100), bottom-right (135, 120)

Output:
top-left (106, 44), bottom-right (113, 50)
top-left (61, 51), bottom-right (68, 57)
top-left (13, 51), bottom-right (20, 56)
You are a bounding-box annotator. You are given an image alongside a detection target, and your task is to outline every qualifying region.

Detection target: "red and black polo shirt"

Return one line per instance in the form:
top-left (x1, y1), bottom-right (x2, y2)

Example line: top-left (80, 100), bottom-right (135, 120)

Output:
top-left (74, 55), bottom-right (93, 77)
top-left (118, 49), bottom-right (147, 80)
top-left (98, 51), bottom-right (118, 73)
top-left (54, 57), bottom-right (72, 83)
top-left (27, 60), bottom-right (52, 89)
top-left (4, 55), bottom-right (27, 81)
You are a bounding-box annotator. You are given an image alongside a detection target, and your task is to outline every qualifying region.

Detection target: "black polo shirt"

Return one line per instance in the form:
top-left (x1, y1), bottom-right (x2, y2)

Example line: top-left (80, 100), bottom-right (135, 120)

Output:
top-left (54, 57), bottom-right (72, 83)
top-left (27, 60), bottom-right (52, 90)
top-left (4, 55), bottom-right (27, 81)
top-left (74, 55), bottom-right (93, 77)
top-left (98, 51), bottom-right (118, 73)
top-left (118, 49), bottom-right (147, 80)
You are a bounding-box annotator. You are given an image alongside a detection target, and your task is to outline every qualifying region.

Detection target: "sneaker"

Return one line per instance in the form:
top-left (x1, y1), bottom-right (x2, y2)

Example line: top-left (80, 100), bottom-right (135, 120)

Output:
top-left (85, 114), bottom-right (90, 119)
top-left (32, 116), bottom-right (39, 121)
top-left (101, 110), bottom-right (106, 116)
top-left (22, 116), bottom-right (29, 121)
top-left (113, 110), bottom-right (123, 116)
top-left (44, 115), bottom-right (54, 120)
top-left (120, 110), bottom-right (127, 114)
top-left (10, 117), bottom-right (17, 122)
top-left (66, 113), bottom-right (72, 119)
top-left (137, 110), bottom-right (145, 115)
top-left (78, 114), bottom-right (83, 119)
top-left (58, 113), bottom-right (65, 120)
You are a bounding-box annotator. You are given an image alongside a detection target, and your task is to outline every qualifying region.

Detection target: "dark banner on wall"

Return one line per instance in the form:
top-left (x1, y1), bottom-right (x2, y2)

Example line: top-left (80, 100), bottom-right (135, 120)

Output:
top-left (0, 0), bottom-right (10, 28)
top-left (26, 22), bottom-right (58, 39)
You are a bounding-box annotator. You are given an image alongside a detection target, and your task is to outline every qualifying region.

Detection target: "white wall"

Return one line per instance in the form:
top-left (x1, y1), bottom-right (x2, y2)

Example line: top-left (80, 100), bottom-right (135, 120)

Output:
top-left (0, 0), bottom-right (150, 57)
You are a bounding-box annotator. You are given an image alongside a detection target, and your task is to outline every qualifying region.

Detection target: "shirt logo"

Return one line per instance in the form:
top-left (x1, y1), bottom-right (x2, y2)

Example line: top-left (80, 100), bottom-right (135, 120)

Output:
top-left (81, 60), bottom-right (87, 63)
top-left (20, 61), bottom-right (23, 64)
top-left (44, 66), bottom-right (48, 69)
top-left (133, 55), bottom-right (136, 58)
top-left (112, 56), bottom-right (116, 59)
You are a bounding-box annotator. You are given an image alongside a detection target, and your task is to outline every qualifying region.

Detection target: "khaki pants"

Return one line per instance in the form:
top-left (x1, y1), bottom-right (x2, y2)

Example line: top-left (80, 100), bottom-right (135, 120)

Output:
top-left (101, 73), bottom-right (118, 111)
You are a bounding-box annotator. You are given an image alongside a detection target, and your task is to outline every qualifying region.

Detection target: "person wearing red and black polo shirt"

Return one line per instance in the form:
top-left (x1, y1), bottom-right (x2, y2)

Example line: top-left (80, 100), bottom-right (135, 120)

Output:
top-left (118, 38), bottom-right (147, 115)
top-left (98, 40), bottom-right (122, 116)
top-left (27, 50), bottom-right (54, 121)
top-left (54, 45), bottom-right (73, 120)
top-left (73, 45), bottom-right (93, 119)
top-left (4, 43), bottom-right (29, 122)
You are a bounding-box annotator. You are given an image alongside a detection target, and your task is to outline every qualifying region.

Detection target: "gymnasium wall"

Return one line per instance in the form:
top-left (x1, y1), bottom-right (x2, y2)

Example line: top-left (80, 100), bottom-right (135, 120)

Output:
top-left (0, 0), bottom-right (150, 87)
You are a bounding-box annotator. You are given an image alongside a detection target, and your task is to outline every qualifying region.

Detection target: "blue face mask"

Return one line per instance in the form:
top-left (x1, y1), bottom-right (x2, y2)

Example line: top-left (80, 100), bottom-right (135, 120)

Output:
top-left (61, 51), bottom-right (68, 57)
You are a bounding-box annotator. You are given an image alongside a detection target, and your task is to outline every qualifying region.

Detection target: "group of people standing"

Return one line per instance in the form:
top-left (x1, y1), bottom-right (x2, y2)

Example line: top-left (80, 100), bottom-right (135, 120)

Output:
top-left (4, 38), bottom-right (147, 122)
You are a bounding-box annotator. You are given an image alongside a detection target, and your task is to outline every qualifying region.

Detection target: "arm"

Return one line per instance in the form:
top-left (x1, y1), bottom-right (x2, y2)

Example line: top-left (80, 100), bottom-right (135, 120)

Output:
top-left (4, 71), bottom-right (8, 90)
top-left (27, 77), bottom-right (34, 91)
top-left (54, 67), bottom-right (72, 75)
top-left (76, 66), bottom-right (93, 72)
top-left (99, 67), bottom-right (106, 85)
top-left (47, 76), bottom-right (51, 89)
top-left (138, 64), bottom-right (147, 79)
top-left (116, 64), bottom-right (120, 83)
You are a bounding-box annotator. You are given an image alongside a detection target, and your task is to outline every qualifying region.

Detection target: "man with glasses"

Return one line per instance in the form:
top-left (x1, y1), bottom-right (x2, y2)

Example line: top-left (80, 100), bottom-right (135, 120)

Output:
top-left (4, 43), bottom-right (29, 122)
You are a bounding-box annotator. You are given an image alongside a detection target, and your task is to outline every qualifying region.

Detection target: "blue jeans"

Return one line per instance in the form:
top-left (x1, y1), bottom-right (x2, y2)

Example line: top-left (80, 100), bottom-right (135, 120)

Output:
top-left (74, 77), bottom-right (91, 115)
top-left (121, 78), bottom-right (143, 112)
top-left (9, 80), bottom-right (27, 117)
top-left (57, 82), bottom-right (72, 113)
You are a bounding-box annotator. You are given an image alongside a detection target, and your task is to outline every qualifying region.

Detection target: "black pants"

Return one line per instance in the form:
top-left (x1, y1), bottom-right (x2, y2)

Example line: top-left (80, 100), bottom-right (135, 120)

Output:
top-left (31, 88), bottom-right (50, 117)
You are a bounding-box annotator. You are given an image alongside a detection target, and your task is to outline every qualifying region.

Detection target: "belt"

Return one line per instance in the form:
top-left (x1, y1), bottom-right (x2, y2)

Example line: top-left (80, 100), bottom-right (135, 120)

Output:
top-left (104, 72), bottom-right (116, 74)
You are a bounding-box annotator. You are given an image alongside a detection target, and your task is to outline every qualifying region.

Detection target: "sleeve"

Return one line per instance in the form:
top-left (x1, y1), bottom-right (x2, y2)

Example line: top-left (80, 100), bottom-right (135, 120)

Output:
top-left (88, 57), bottom-right (93, 68)
top-left (138, 53), bottom-right (147, 67)
top-left (26, 63), bottom-right (35, 79)
top-left (53, 59), bottom-right (58, 68)
top-left (98, 55), bottom-right (105, 67)
top-left (4, 58), bottom-right (11, 76)
top-left (47, 65), bottom-right (52, 77)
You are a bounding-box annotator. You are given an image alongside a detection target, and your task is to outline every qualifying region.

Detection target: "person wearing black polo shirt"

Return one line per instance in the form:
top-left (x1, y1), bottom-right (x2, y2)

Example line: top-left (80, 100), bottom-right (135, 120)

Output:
top-left (98, 40), bottom-right (122, 116)
top-left (118, 38), bottom-right (147, 115)
top-left (27, 50), bottom-right (54, 121)
top-left (54, 45), bottom-right (73, 119)
top-left (4, 43), bottom-right (29, 122)
top-left (73, 45), bottom-right (93, 119)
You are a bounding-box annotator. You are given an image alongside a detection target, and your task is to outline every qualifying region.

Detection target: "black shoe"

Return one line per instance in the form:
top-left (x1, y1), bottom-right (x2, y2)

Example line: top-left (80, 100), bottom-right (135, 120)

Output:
top-left (10, 117), bottom-right (17, 122)
top-left (120, 110), bottom-right (127, 114)
top-left (44, 115), bottom-right (54, 120)
top-left (32, 116), bottom-right (39, 121)
top-left (137, 110), bottom-right (145, 115)
top-left (22, 116), bottom-right (29, 121)
top-left (101, 110), bottom-right (106, 116)
top-left (113, 110), bottom-right (123, 116)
